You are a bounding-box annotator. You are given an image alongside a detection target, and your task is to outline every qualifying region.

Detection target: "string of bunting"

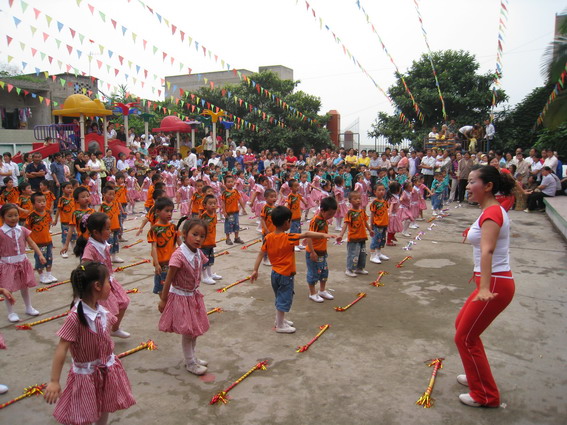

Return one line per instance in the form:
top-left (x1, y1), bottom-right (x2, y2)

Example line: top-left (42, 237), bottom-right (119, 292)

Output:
top-left (354, 0), bottom-right (425, 122)
top-left (535, 62), bottom-right (567, 127)
top-left (412, 0), bottom-right (447, 120)
top-left (0, 78), bottom-right (57, 107)
top-left (491, 0), bottom-right (510, 119)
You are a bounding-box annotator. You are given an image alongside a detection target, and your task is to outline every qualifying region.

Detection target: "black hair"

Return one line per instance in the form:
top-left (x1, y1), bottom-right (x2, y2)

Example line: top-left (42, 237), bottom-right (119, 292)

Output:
top-left (154, 182), bottom-right (165, 191)
top-left (74, 212), bottom-right (109, 258)
top-left (201, 185), bottom-right (212, 194)
top-left (387, 181), bottom-right (402, 199)
top-left (155, 197), bottom-right (174, 211)
top-left (152, 188), bottom-right (165, 200)
top-left (288, 179), bottom-right (297, 187)
top-left (471, 165), bottom-right (515, 196)
top-left (88, 171), bottom-right (98, 179)
top-left (348, 191), bottom-right (361, 201)
top-left (0, 203), bottom-right (18, 218)
top-left (151, 173), bottom-right (162, 183)
top-left (264, 188), bottom-right (276, 198)
top-left (374, 182), bottom-right (386, 191)
top-left (2, 176), bottom-right (11, 185)
top-left (203, 194), bottom-right (216, 206)
top-left (70, 262), bottom-right (109, 327)
top-left (39, 179), bottom-right (49, 188)
top-left (69, 179), bottom-right (78, 187)
top-left (177, 217), bottom-right (208, 236)
top-left (271, 206), bottom-right (292, 227)
top-left (115, 172), bottom-right (125, 180)
top-left (61, 181), bottom-right (72, 190)
top-left (257, 175), bottom-right (268, 184)
top-left (73, 186), bottom-right (89, 201)
top-left (224, 174), bottom-right (234, 183)
top-left (402, 180), bottom-right (412, 191)
top-left (320, 196), bottom-right (338, 212)
top-left (334, 175), bottom-right (344, 186)
top-left (3, 152), bottom-right (11, 159)
top-left (30, 192), bottom-right (46, 205)
top-left (102, 185), bottom-right (115, 195)
top-left (18, 181), bottom-right (30, 194)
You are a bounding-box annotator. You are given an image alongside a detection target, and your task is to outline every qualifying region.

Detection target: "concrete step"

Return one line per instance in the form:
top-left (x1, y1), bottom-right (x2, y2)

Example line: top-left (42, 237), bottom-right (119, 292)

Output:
top-left (544, 196), bottom-right (567, 240)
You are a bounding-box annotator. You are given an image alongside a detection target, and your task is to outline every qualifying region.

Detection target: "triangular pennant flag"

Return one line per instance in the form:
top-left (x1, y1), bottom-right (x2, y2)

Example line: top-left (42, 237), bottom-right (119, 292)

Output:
top-left (38, 95), bottom-right (43, 103)
top-left (21, 0), bottom-right (28, 12)
top-left (45, 15), bottom-right (52, 26)
top-left (88, 4), bottom-right (94, 14)
top-left (131, 32), bottom-right (137, 42)
top-left (171, 24), bottom-right (176, 35)
top-left (121, 25), bottom-right (127, 36)
top-left (13, 16), bottom-right (21, 27)
top-left (55, 39), bottom-right (61, 48)
top-left (57, 21), bottom-right (64, 31)
top-left (77, 50), bottom-right (82, 59)
top-left (16, 87), bottom-right (22, 95)
top-left (98, 11), bottom-right (106, 22)
top-left (78, 33), bottom-right (84, 43)
top-left (108, 50), bottom-right (113, 58)
top-left (67, 44), bottom-right (73, 54)
top-left (33, 7), bottom-right (40, 19)
top-left (96, 59), bottom-right (102, 69)
top-left (21, 62), bottom-right (27, 70)
top-left (43, 32), bottom-right (49, 41)
top-left (111, 19), bottom-right (117, 29)
top-left (30, 25), bottom-right (36, 35)
top-left (45, 98), bottom-right (51, 106)
top-left (19, 41), bottom-right (25, 50)
top-left (6, 36), bottom-right (13, 46)
top-left (7, 84), bottom-right (14, 92)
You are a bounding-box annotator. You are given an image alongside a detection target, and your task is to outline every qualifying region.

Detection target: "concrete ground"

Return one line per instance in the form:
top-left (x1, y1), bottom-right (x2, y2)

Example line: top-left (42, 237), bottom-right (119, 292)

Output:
top-left (1, 202), bottom-right (566, 425)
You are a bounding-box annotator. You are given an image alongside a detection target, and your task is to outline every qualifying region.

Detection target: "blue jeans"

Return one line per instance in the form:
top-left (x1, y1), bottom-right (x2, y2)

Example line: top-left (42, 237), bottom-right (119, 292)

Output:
top-left (346, 241), bottom-right (366, 271)
top-left (108, 230), bottom-right (120, 254)
top-left (290, 219), bottom-right (301, 234)
top-left (431, 193), bottom-right (443, 210)
top-left (153, 264), bottom-right (168, 294)
top-left (35, 243), bottom-right (53, 270)
top-left (201, 247), bottom-right (215, 267)
top-left (61, 223), bottom-right (77, 245)
top-left (271, 270), bottom-right (294, 312)
top-left (305, 252), bottom-right (328, 285)
top-left (224, 212), bottom-right (239, 234)
top-left (370, 226), bottom-right (387, 250)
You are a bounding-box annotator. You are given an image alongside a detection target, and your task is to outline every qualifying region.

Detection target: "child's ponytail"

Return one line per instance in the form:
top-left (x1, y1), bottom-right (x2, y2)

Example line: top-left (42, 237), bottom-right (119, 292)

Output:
top-left (70, 262), bottom-right (109, 326)
top-left (73, 212), bottom-right (109, 258)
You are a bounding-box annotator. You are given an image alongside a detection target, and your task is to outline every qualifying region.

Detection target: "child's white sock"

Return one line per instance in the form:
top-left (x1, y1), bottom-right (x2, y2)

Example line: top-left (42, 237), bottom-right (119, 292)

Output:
top-left (275, 311), bottom-right (285, 329)
top-left (181, 334), bottom-right (196, 364)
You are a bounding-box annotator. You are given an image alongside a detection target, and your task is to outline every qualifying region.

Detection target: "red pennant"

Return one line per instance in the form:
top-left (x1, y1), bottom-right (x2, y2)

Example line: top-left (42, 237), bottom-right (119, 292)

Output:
top-left (143, 39), bottom-right (147, 50)
top-left (162, 52), bottom-right (167, 61)
top-left (7, 84), bottom-right (14, 93)
top-left (67, 45), bottom-right (73, 54)
top-left (111, 19), bottom-right (117, 29)
top-left (33, 8), bottom-right (40, 19)
top-left (88, 4), bottom-right (94, 14)
top-left (191, 105), bottom-right (195, 112)
top-left (24, 90), bottom-right (29, 95)
top-left (43, 32), bottom-right (49, 41)
top-left (48, 56), bottom-right (53, 64)
top-left (45, 98), bottom-right (51, 106)
top-left (6, 36), bottom-right (13, 46)
top-left (187, 67), bottom-right (192, 74)
top-left (171, 24), bottom-right (176, 35)
top-left (69, 28), bottom-right (76, 38)
top-left (202, 46), bottom-right (206, 56)
top-left (114, 69), bottom-right (119, 76)
top-left (8, 0), bottom-right (14, 7)
top-left (96, 60), bottom-right (102, 69)
top-left (118, 56), bottom-right (124, 65)
top-left (170, 57), bottom-right (174, 65)
top-left (179, 88), bottom-right (185, 96)
top-left (180, 31), bottom-right (185, 41)
top-left (210, 81), bottom-right (214, 89)
top-left (51, 75), bottom-right (56, 81)
top-left (144, 69), bottom-right (148, 78)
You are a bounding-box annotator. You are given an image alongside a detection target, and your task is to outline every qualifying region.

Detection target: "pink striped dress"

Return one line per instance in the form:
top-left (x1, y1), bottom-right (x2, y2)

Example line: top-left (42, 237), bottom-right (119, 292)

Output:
top-left (0, 225), bottom-right (36, 291)
top-left (247, 176), bottom-right (255, 196)
top-left (253, 184), bottom-right (267, 217)
top-left (310, 175), bottom-right (323, 204)
top-left (235, 178), bottom-right (249, 203)
top-left (298, 181), bottom-right (315, 209)
top-left (354, 182), bottom-right (368, 209)
top-left (278, 182), bottom-right (291, 206)
top-left (125, 175), bottom-right (139, 203)
top-left (210, 181), bottom-right (222, 204)
top-left (164, 171), bottom-right (176, 198)
top-left (158, 246), bottom-right (210, 336)
top-left (177, 185), bottom-right (193, 217)
top-left (88, 180), bottom-right (100, 206)
top-left (418, 183), bottom-right (428, 211)
top-left (387, 195), bottom-right (403, 233)
top-left (266, 176), bottom-right (276, 190)
top-left (410, 186), bottom-right (421, 219)
top-left (399, 190), bottom-right (413, 222)
top-left (333, 186), bottom-right (348, 219)
top-left (53, 304), bottom-right (135, 425)
top-left (82, 240), bottom-right (130, 316)
top-left (141, 177), bottom-right (152, 201)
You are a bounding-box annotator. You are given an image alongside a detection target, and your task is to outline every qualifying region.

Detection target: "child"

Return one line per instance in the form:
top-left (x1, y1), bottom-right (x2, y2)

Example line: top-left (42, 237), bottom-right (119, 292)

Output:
top-left (0, 204), bottom-right (43, 322)
top-left (17, 181), bottom-right (33, 225)
top-left (353, 173), bottom-right (368, 209)
top-left (39, 180), bottom-right (56, 214)
top-left (369, 183), bottom-right (390, 264)
top-left (145, 173), bottom-right (162, 212)
top-left (278, 174), bottom-right (292, 206)
top-left (60, 187), bottom-right (95, 256)
top-left (209, 173), bottom-right (222, 215)
top-left (176, 176), bottom-right (193, 217)
top-left (126, 168), bottom-right (141, 214)
top-left (114, 172), bottom-right (128, 242)
top-left (200, 195), bottom-right (222, 285)
top-left (74, 212), bottom-right (131, 338)
top-left (100, 186), bottom-right (124, 263)
top-left (158, 218), bottom-right (211, 376)
top-left (26, 192), bottom-right (57, 284)
top-left (221, 175), bottom-right (246, 245)
top-left (0, 177), bottom-right (19, 204)
top-left (88, 171), bottom-right (101, 206)
top-left (305, 196), bottom-right (338, 303)
top-left (136, 189), bottom-right (166, 237)
top-left (260, 189), bottom-right (278, 266)
top-left (234, 171), bottom-right (249, 215)
top-left (387, 181), bottom-right (403, 246)
top-left (148, 197), bottom-right (178, 295)
top-left (400, 181), bottom-right (414, 237)
top-left (298, 172), bottom-right (315, 221)
top-left (44, 262), bottom-right (136, 425)
top-left (190, 180), bottom-right (205, 218)
top-left (250, 206), bottom-right (335, 333)
top-left (337, 192), bottom-right (373, 277)
top-left (53, 182), bottom-right (75, 258)
top-left (310, 168), bottom-right (325, 206)
top-left (249, 176), bottom-right (269, 224)
top-left (141, 172), bottom-right (152, 203)
top-left (431, 172), bottom-right (447, 216)
top-left (409, 179), bottom-right (421, 229)
top-left (164, 165), bottom-right (176, 198)
top-left (333, 176), bottom-right (349, 232)
top-left (286, 179), bottom-right (307, 239)
top-left (415, 175), bottom-right (432, 221)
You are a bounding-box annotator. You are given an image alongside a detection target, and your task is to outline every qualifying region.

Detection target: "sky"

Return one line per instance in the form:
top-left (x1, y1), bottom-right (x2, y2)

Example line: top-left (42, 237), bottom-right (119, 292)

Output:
top-left (1, 0), bottom-right (565, 146)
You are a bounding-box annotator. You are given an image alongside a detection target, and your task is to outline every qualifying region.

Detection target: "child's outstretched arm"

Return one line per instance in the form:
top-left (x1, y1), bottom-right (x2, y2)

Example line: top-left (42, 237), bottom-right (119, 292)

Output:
top-left (44, 338), bottom-right (71, 404)
top-left (26, 235), bottom-right (46, 264)
top-left (336, 223), bottom-right (348, 244)
top-left (158, 265), bottom-right (179, 313)
top-left (298, 231), bottom-right (337, 240)
top-left (250, 250), bottom-right (264, 283)
top-left (136, 216), bottom-right (150, 236)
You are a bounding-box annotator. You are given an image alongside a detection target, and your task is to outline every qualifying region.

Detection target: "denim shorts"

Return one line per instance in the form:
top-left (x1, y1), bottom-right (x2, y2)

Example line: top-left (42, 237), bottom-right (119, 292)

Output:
top-left (271, 270), bottom-right (295, 312)
top-left (370, 226), bottom-right (387, 250)
top-left (35, 243), bottom-right (53, 270)
top-left (108, 230), bottom-right (120, 254)
top-left (61, 223), bottom-right (77, 245)
top-left (201, 246), bottom-right (215, 267)
top-left (305, 252), bottom-right (329, 285)
top-left (153, 264), bottom-right (168, 294)
top-left (224, 212), bottom-right (240, 234)
top-left (290, 219), bottom-right (301, 234)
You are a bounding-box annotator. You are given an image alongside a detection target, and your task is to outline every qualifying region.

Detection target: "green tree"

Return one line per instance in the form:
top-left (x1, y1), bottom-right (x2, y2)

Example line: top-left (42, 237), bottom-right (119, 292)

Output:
top-left (368, 50), bottom-right (507, 146)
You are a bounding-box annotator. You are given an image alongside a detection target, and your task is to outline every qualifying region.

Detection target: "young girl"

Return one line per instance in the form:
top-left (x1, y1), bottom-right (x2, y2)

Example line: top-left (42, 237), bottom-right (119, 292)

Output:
top-left (158, 218), bottom-right (210, 376)
top-left (200, 195), bottom-right (222, 285)
top-left (176, 176), bottom-right (193, 217)
top-left (89, 171), bottom-right (101, 207)
top-left (74, 212), bottom-right (130, 338)
top-left (409, 178), bottom-right (421, 229)
top-left (0, 177), bottom-right (19, 204)
top-left (298, 172), bottom-right (315, 221)
top-left (278, 173), bottom-right (292, 206)
top-left (0, 204), bottom-right (44, 322)
top-left (234, 170), bottom-right (249, 215)
top-left (353, 173), bottom-right (368, 209)
top-left (149, 198), bottom-right (179, 295)
top-left (209, 173), bottom-right (223, 217)
top-left (249, 176), bottom-right (269, 229)
top-left (387, 168), bottom-right (397, 183)
top-left (125, 168), bottom-right (141, 214)
top-left (387, 181), bottom-right (403, 246)
top-left (310, 168), bottom-right (324, 206)
top-left (333, 176), bottom-right (348, 232)
top-left (164, 165), bottom-right (177, 198)
top-left (44, 262), bottom-right (136, 425)
top-left (141, 173), bottom-right (152, 202)
top-left (399, 181), bottom-right (414, 237)
top-left (416, 175), bottom-right (432, 221)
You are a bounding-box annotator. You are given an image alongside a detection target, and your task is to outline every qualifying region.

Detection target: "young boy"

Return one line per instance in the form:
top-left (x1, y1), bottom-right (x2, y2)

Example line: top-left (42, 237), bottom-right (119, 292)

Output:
top-left (148, 197), bottom-right (178, 295)
top-left (337, 192), bottom-right (374, 277)
top-left (145, 172), bottom-right (162, 212)
top-left (53, 182), bottom-right (75, 258)
top-left (114, 172), bottom-right (129, 242)
top-left (191, 180), bottom-right (205, 218)
top-left (251, 206), bottom-right (335, 334)
top-left (285, 180), bottom-right (308, 251)
top-left (60, 187), bottom-right (94, 256)
top-left (100, 186), bottom-right (124, 263)
top-left (200, 194), bottom-right (222, 285)
top-left (369, 183), bottom-right (390, 264)
top-left (305, 196), bottom-right (338, 303)
top-left (39, 180), bottom-right (56, 215)
top-left (431, 171), bottom-right (448, 216)
top-left (260, 189), bottom-right (277, 265)
top-left (221, 175), bottom-right (246, 245)
top-left (26, 192), bottom-right (56, 284)
top-left (136, 189), bottom-right (166, 236)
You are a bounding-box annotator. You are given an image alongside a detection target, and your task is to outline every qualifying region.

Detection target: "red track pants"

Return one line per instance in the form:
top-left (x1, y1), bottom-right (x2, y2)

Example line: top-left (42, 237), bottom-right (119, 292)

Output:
top-left (454, 271), bottom-right (515, 406)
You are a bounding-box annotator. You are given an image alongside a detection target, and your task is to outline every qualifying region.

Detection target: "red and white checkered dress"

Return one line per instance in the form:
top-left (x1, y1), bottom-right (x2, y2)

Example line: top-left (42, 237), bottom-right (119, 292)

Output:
top-left (53, 305), bottom-right (135, 425)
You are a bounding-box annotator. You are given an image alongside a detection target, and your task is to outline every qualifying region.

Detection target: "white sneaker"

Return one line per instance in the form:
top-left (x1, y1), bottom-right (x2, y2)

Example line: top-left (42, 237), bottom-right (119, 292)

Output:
top-left (457, 374), bottom-right (468, 386)
top-left (8, 312), bottom-right (20, 322)
top-left (0, 384), bottom-right (8, 394)
top-left (309, 294), bottom-right (324, 303)
top-left (39, 273), bottom-right (50, 284)
top-left (370, 254), bottom-right (381, 264)
top-left (274, 319), bottom-right (294, 327)
top-left (211, 273), bottom-right (222, 280)
top-left (186, 362), bottom-right (207, 375)
top-left (345, 269), bottom-right (357, 277)
top-left (409, 224), bottom-right (419, 229)
top-left (416, 217), bottom-right (424, 221)
top-left (318, 290), bottom-right (334, 300)
top-left (195, 358), bottom-right (208, 366)
top-left (401, 232), bottom-right (411, 237)
top-left (355, 269), bottom-right (369, 275)
top-left (298, 245), bottom-right (306, 250)
top-left (294, 246), bottom-right (301, 252)
top-left (47, 273), bottom-right (58, 283)
top-left (334, 227), bottom-right (342, 232)
top-left (61, 252), bottom-right (69, 259)
top-left (458, 393), bottom-right (482, 407)
top-left (275, 324), bottom-right (296, 334)
top-left (111, 255), bottom-right (125, 263)
top-left (202, 276), bottom-right (216, 285)
top-left (378, 253), bottom-right (390, 261)
top-left (25, 307), bottom-right (40, 316)
top-left (262, 258), bottom-right (271, 266)
top-left (111, 329), bottom-right (131, 339)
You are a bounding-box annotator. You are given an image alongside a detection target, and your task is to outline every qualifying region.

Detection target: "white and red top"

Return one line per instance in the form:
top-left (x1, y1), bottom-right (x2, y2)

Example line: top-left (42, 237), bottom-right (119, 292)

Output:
top-left (466, 205), bottom-right (510, 273)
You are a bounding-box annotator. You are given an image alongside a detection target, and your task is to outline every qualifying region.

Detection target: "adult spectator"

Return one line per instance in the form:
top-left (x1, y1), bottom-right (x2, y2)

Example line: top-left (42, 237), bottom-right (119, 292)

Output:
top-left (50, 152), bottom-right (67, 198)
top-left (436, 150), bottom-right (451, 173)
top-left (543, 149), bottom-right (558, 173)
top-left (88, 123), bottom-right (101, 135)
top-left (419, 149), bottom-right (436, 188)
top-left (514, 152), bottom-right (530, 185)
top-left (377, 153), bottom-right (391, 169)
top-left (117, 153), bottom-right (128, 172)
top-left (333, 151), bottom-right (346, 167)
top-left (0, 157), bottom-right (12, 187)
top-left (244, 148), bottom-right (256, 168)
top-left (358, 150), bottom-right (370, 168)
top-left (73, 151), bottom-right (88, 183)
top-left (484, 119), bottom-right (495, 151)
top-left (264, 153), bottom-right (275, 170)
top-left (227, 137), bottom-right (237, 151)
top-left (139, 142), bottom-right (149, 156)
top-left (529, 152), bottom-right (543, 181)
top-left (208, 152), bottom-right (221, 167)
top-left (203, 131), bottom-right (215, 160)
top-left (103, 149), bottom-right (116, 176)
top-left (2, 152), bottom-right (19, 184)
top-left (234, 150), bottom-right (245, 170)
top-left (25, 153), bottom-right (47, 191)
top-left (127, 127), bottom-right (136, 146)
top-left (457, 151), bottom-right (474, 203)
top-left (235, 141), bottom-right (247, 155)
top-left (428, 126), bottom-right (439, 139)
top-left (408, 151), bottom-right (419, 177)
top-left (184, 148), bottom-right (198, 170)
top-left (106, 123), bottom-right (117, 140)
top-left (525, 167), bottom-right (558, 212)
top-left (369, 151), bottom-right (381, 188)
top-left (449, 152), bottom-right (461, 202)
top-left (390, 149), bottom-right (402, 171)
top-left (397, 149), bottom-right (409, 171)
top-left (285, 148), bottom-right (298, 165)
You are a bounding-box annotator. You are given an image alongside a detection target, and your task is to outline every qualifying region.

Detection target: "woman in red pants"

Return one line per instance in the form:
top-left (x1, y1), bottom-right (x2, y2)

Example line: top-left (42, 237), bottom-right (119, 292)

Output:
top-left (456, 165), bottom-right (516, 407)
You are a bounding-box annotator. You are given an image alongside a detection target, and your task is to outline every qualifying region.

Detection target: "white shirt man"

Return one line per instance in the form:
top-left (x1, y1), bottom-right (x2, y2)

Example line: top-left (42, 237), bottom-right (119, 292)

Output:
top-left (485, 122), bottom-right (495, 140)
top-left (2, 155), bottom-right (19, 184)
top-left (235, 144), bottom-right (247, 155)
top-left (117, 158), bottom-right (128, 172)
top-left (408, 155), bottom-right (418, 177)
top-left (184, 151), bottom-right (197, 169)
top-left (543, 153), bottom-right (558, 173)
top-left (208, 155), bottom-right (221, 167)
top-left (420, 154), bottom-right (436, 176)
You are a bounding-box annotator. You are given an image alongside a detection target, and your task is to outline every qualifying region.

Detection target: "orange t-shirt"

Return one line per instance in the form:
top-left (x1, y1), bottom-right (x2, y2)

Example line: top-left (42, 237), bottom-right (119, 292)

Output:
top-left (200, 210), bottom-right (217, 247)
top-left (286, 193), bottom-right (303, 221)
top-left (145, 205), bottom-right (158, 226)
top-left (306, 213), bottom-right (328, 255)
top-left (191, 192), bottom-right (204, 214)
top-left (19, 195), bottom-right (32, 220)
top-left (145, 185), bottom-right (155, 208)
top-left (260, 203), bottom-right (276, 235)
top-left (42, 190), bottom-right (56, 212)
top-left (100, 201), bottom-right (120, 231)
top-left (2, 188), bottom-right (19, 204)
top-left (344, 208), bottom-right (369, 242)
top-left (261, 232), bottom-right (300, 276)
top-left (221, 189), bottom-right (240, 214)
top-left (72, 207), bottom-right (95, 238)
top-left (147, 222), bottom-right (178, 265)
top-left (369, 199), bottom-right (389, 227)
top-left (57, 196), bottom-right (75, 224)
top-left (26, 210), bottom-right (52, 246)
top-left (115, 185), bottom-right (128, 204)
